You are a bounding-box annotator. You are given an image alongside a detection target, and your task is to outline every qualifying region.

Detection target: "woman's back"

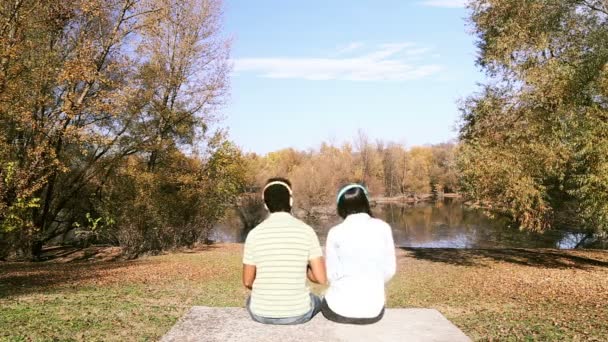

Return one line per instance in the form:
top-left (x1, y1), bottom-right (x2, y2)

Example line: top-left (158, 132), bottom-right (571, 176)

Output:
top-left (325, 213), bottom-right (396, 319)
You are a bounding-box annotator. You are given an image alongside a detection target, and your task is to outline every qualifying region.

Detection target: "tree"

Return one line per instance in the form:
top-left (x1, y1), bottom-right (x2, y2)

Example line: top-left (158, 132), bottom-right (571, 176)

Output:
top-left (1, 0), bottom-right (146, 257)
top-left (459, 0), bottom-right (608, 233)
top-left (380, 143), bottom-right (403, 197)
top-left (98, 131), bottom-right (246, 256)
top-left (353, 130), bottom-right (384, 193)
top-left (135, 0), bottom-right (229, 172)
top-left (403, 146), bottom-right (433, 195)
top-left (0, 0), bottom-right (234, 258)
top-left (430, 143), bottom-right (459, 194)
top-left (290, 143), bottom-right (355, 210)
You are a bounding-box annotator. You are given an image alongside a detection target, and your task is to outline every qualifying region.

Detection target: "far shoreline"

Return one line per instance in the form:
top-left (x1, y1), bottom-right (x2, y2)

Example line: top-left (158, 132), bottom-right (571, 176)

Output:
top-left (371, 193), bottom-right (462, 205)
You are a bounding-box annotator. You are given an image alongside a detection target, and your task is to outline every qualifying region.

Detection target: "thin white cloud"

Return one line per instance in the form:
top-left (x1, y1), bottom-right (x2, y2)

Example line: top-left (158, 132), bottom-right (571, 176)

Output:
top-left (420, 0), bottom-right (466, 8)
top-left (335, 42), bottom-right (365, 55)
top-left (362, 43), bottom-right (414, 60)
top-left (233, 43), bottom-right (443, 82)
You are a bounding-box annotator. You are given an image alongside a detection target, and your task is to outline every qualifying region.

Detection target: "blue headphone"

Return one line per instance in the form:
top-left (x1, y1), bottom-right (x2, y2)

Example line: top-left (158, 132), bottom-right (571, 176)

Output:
top-left (336, 184), bottom-right (369, 204)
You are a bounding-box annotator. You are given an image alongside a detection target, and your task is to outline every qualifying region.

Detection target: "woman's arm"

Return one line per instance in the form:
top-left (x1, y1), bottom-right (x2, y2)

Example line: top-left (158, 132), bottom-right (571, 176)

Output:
top-left (325, 229), bottom-right (340, 282)
top-left (383, 223), bottom-right (397, 282)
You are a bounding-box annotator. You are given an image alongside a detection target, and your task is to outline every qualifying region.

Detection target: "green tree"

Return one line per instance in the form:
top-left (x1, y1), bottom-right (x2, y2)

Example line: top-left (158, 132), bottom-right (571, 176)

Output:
top-left (460, 0), bottom-right (608, 234)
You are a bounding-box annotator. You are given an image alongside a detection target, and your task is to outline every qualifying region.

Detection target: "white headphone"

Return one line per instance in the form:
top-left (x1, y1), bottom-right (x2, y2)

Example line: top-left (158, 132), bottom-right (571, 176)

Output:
top-left (262, 181), bottom-right (293, 211)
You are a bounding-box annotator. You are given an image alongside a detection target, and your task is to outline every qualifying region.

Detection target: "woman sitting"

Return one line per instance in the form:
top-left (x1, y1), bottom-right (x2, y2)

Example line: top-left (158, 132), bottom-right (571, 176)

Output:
top-left (322, 184), bottom-right (396, 324)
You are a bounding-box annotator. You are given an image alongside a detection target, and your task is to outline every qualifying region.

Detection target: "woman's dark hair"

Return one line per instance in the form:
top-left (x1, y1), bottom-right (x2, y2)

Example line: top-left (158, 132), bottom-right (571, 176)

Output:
top-left (263, 177), bottom-right (292, 213)
top-left (337, 186), bottom-right (372, 219)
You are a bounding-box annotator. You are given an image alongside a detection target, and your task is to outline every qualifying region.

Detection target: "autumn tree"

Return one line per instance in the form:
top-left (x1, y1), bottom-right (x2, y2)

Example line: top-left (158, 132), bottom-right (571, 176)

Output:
top-left (100, 131), bottom-right (246, 255)
top-left (430, 143), bottom-right (459, 194)
top-left (379, 142), bottom-right (399, 197)
top-left (290, 143), bottom-right (355, 210)
top-left (403, 146), bottom-right (433, 195)
top-left (0, 0), bottom-right (239, 259)
top-left (0, 0), bottom-right (146, 257)
top-left (353, 130), bottom-right (384, 193)
top-left (135, 0), bottom-right (229, 172)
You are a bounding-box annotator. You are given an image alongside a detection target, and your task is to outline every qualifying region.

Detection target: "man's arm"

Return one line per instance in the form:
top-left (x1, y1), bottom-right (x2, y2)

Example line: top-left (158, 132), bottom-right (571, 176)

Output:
top-left (243, 264), bottom-right (256, 290)
top-left (306, 226), bottom-right (327, 285)
top-left (242, 232), bottom-right (256, 290)
top-left (307, 265), bottom-right (317, 283)
top-left (307, 256), bottom-right (327, 285)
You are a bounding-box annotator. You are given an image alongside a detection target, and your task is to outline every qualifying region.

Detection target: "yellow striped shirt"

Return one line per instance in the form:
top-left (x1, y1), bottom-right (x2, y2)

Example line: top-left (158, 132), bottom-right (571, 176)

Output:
top-left (243, 212), bottom-right (322, 318)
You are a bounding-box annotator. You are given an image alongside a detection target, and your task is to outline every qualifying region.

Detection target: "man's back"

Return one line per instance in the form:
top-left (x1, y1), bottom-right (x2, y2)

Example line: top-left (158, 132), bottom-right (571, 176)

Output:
top-left (243, 212), bottom-right (322, 318)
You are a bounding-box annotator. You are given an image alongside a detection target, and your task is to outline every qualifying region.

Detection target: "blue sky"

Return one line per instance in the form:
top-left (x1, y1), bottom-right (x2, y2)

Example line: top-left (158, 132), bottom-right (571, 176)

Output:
top-left (222, 0), bottom-right (484, 154)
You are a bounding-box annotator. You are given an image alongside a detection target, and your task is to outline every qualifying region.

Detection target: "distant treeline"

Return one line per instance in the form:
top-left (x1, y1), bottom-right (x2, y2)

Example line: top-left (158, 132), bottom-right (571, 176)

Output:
top-left (243, 132), bottom-right (459, 211)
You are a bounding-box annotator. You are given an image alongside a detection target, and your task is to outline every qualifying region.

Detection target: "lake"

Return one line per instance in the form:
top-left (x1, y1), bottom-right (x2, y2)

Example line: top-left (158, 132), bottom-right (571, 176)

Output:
top-left (210, 198), bottom-right (604, 249)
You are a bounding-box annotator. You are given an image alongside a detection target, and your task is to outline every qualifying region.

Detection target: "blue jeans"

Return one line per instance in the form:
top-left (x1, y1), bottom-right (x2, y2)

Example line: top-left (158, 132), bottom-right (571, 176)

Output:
top-left (246, 293), bottom-right (322, 325)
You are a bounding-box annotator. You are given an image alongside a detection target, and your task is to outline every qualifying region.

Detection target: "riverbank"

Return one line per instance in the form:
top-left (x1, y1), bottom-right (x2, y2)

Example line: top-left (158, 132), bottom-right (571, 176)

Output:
top-left (290, 193), bottom-right (462, 221)
top-left (372, 193), bottom-right (461, 205)
top-left (1, 244), bottom-right (607, 341)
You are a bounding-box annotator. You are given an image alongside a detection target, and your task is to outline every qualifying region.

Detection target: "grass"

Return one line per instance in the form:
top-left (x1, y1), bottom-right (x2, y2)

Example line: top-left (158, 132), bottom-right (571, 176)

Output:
top-left (1, 244), bottom-right (607, 341)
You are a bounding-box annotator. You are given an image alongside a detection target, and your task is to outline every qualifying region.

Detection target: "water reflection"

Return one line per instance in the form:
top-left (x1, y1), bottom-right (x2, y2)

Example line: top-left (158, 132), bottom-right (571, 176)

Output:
top-left (211, 199), bottom-right (603, 249)
top-left (378, 199), bottom-right (566, 248)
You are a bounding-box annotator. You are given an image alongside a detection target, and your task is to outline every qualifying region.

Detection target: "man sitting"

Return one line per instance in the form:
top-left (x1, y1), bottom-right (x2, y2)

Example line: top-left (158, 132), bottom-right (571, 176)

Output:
top-left (243, 177), bottom-right (327, 325)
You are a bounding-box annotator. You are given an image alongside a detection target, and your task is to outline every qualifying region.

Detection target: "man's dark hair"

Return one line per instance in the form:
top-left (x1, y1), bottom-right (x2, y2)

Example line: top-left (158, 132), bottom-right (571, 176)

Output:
top-left (263, 177), bottom-right (292, 213)
top-left (337, 186), bottom-right (372, 219)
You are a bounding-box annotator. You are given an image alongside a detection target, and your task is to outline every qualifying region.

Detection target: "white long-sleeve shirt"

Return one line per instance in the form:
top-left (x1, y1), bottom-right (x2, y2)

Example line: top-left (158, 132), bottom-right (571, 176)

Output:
top-left (324, 213), bottom-right (397, 318)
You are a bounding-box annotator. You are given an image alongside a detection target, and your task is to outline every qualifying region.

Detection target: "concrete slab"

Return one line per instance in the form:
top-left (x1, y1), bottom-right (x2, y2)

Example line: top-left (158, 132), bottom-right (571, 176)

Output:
top-left (161, 307), bottom-right (471, 342)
